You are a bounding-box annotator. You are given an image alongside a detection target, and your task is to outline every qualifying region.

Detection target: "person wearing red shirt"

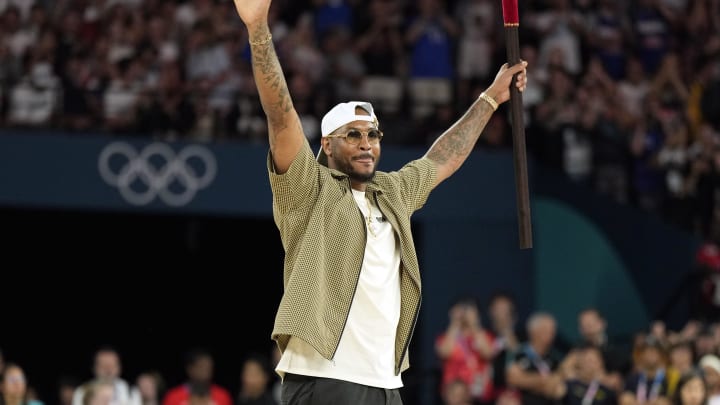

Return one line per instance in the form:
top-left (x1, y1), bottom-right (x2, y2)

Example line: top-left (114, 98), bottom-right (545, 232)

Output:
top-left (162, 349), bottom-right (232, 405)
top-left (436, 296), bottom-right (496, 405)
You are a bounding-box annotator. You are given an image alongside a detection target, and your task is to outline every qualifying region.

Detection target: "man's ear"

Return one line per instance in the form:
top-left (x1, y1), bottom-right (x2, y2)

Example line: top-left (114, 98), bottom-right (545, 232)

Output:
top-left (322, 138), bottom-right (331, 158)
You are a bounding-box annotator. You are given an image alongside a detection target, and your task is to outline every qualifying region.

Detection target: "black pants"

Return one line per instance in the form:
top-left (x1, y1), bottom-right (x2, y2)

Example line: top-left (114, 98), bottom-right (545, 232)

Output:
top-left (281, 373), bottom-right (403, 405)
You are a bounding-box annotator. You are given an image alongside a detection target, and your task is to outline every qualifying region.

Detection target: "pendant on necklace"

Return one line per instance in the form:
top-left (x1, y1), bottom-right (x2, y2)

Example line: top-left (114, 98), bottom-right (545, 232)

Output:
top-left (365, 198), bottom-right (378, 238)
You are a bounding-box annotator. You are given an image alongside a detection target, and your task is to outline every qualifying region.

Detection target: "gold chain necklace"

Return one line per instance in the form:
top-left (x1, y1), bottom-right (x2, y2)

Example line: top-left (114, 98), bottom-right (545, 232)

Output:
top-left (364, 195), bottom-right (378, 238)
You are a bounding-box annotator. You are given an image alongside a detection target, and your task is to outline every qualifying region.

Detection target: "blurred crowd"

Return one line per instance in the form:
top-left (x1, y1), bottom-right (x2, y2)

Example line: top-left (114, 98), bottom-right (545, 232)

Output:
top-left (0, 0), bottom-right (719, 239)
top-left (434, 292), bottom-right (720, 405)
top-left (0, 346), bottom-right (282, 405)
top-left (9, 290), bottom-right (720, 405)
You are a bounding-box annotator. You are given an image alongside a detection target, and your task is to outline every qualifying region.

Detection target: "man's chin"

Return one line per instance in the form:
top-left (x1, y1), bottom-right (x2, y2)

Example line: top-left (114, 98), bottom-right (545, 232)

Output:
top-left (350, 170), bottom-right (375, 183)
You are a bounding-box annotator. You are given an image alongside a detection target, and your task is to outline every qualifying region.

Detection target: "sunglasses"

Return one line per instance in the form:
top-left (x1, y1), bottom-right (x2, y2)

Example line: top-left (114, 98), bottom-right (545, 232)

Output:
top-left (325, 128), bottom-right (383, 145)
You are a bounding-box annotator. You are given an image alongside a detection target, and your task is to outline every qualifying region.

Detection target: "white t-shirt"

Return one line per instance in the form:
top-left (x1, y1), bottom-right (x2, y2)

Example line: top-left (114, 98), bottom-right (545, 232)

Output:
top-left (276, 189), bottom-right (403, 389)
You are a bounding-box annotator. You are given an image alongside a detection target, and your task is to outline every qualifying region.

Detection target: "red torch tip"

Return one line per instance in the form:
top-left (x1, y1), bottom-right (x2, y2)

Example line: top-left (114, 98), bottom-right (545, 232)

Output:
top-left (501, 0), bottom-right (519, 26)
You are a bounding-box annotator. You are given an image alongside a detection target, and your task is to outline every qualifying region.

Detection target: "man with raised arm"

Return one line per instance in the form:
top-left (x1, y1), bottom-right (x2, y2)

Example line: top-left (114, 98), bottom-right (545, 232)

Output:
top-left (233, 1), bottom-right (528, 403)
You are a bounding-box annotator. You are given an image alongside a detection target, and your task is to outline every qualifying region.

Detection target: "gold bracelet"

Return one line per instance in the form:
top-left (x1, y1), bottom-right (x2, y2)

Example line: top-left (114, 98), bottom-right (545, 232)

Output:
top-left (249, 33), bottom-right (272, 46)
top-left (479, 91), bottom-right (498, 111)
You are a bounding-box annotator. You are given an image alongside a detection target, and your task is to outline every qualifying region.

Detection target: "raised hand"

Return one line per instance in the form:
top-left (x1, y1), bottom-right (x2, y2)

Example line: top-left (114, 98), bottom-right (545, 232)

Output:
top-left (485, 61), bottom-right (528, 105)
top-left (232, 0), bottom-right (271, 27)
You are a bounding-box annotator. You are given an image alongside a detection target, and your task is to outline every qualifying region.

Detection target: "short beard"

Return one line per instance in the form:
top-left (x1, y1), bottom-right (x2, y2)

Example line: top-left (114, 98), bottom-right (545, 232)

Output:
top-left (350, 169), bottom-right (376, 183)
top-left (334, 158), bottom-right (378, 184)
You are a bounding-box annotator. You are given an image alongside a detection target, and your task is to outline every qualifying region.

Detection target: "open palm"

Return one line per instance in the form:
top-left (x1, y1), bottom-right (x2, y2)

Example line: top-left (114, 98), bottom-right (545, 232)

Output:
top-left (233, 0), bottom-right (271, 26)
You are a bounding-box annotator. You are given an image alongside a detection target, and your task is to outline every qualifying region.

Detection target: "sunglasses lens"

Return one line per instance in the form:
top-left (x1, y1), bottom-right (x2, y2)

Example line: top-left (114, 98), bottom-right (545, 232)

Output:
top-left (346, 130), bottom-right (363, 144)
top-left (367, 130), bottom-right (382, 142)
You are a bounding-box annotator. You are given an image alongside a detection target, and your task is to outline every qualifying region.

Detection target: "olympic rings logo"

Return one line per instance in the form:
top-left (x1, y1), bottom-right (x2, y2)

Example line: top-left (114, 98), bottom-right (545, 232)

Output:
top-left (98, 142), bottom-right (217, 207)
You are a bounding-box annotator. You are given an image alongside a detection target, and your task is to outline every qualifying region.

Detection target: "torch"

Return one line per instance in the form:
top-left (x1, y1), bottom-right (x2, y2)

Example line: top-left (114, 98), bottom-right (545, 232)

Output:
top-left (502, 0), bottom-right (532, 249)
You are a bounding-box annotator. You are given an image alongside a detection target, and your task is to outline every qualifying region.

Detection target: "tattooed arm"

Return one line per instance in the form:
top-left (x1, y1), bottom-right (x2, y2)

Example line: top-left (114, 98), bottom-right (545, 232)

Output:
top-left (425, 61), bottom-right (528, 187)
top-left (233, 0), bottom-right (304, 174)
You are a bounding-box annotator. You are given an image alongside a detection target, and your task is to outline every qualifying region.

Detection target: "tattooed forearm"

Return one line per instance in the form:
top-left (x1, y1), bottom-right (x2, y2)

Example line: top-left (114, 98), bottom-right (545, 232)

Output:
top-left (426, 98), bottom-right (494, 170)
top-left (249, 24), bottom-right (293, 134)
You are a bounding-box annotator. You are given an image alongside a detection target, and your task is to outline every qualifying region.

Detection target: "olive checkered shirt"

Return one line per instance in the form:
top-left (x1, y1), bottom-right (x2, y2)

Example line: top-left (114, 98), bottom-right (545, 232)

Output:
top-left (267, 140), bottom-right (437, 375)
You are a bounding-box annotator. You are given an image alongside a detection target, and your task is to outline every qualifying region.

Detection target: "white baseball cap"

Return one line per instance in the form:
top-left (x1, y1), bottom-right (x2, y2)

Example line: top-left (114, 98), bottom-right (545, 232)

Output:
top-left (317, 101), bottom-right (379, 166)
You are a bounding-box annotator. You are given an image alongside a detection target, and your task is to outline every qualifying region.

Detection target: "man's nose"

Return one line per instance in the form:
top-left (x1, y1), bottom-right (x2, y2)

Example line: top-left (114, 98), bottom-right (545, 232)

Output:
top-left (359, 135), bottom-right (372, 149)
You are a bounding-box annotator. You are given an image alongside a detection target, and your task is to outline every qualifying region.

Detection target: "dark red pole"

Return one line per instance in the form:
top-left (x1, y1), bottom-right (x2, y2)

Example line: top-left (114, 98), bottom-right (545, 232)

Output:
top-left (501, 0), bottom-right (532, 249)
